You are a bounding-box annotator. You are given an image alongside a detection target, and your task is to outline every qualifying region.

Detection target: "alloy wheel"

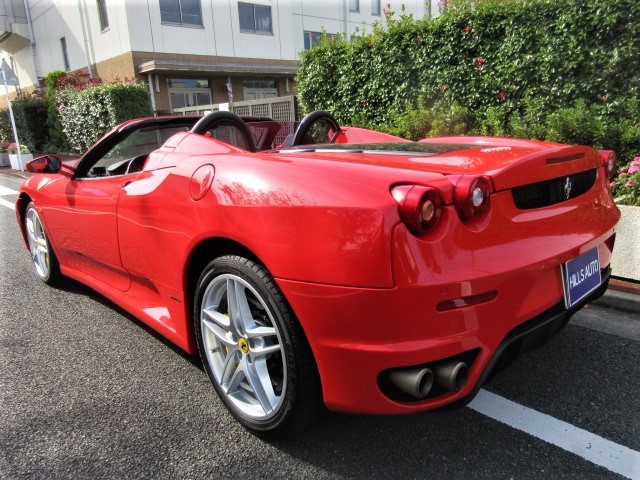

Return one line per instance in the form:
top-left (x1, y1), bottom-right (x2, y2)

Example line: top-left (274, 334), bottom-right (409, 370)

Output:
top-left (200, 274), bottom-right (287, 420)
top-left (25, 207), bottom-right (50, 280)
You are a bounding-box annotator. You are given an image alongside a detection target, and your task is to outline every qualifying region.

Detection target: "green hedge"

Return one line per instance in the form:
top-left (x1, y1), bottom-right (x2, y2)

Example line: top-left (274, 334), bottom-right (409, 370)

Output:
top-left (58, 82), bottom-right (152, 153)
top-left (0, 95), bottom-right (49, 151)
top-left (45, 70), bottom-right (70, 152)
top-left (0, 109), bottom-right (10, 143)
top-left (297, 0), bottom-right (640, 169)
top-left (12, 94), bottom-right (49, 152)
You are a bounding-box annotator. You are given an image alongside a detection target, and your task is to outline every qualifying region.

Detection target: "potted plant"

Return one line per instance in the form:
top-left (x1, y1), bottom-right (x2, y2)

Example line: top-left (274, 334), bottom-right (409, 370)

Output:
top-left (610, 157), bottom-right (640, 281)
top-left (7, 143), bottom-right (33, 171)
top-left (0, 143), bottom-right (9, 167)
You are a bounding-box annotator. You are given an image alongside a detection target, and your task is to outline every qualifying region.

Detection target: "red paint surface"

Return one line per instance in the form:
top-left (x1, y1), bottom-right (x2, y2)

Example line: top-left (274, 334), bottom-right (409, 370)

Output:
top-left (16, 119), bottom-right (620, 413)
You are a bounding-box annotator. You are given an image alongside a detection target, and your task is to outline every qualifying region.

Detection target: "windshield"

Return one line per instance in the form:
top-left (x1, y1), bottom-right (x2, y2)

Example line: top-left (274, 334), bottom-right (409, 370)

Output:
top-left (92, 126), bottom-right (190, 171)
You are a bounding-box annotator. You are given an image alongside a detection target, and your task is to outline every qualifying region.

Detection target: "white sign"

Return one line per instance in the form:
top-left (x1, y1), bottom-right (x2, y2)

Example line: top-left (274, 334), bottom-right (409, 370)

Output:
top-left (0, 60), bottom-right (19, 86)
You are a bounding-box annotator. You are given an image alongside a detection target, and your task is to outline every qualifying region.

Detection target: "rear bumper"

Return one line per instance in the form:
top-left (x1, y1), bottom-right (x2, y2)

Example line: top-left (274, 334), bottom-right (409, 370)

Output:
top-left (442, 267), bottom-right (610, 410)
top-left (277, 236), bottom-right (615, 415)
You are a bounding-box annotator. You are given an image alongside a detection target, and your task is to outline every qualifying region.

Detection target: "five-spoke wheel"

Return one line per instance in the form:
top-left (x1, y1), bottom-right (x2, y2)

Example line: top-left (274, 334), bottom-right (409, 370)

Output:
top-left (194, 256), bottom-right (321, 437)
top-left (200, 273), bottom-right (287, 419)
top-left (24, 202), bottom-right (61, 285)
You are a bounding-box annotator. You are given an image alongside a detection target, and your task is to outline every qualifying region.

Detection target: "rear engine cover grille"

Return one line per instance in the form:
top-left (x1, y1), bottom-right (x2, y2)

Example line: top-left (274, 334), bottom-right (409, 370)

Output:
top-left (512, 169), bottom-right (597, 209)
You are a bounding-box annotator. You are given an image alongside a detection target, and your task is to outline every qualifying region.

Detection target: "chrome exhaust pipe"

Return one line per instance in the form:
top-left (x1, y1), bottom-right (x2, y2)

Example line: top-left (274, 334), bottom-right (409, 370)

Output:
top-left (433, 361), bottom-right (468, 391)
top-left (388, 367), bottom-right (434, 399)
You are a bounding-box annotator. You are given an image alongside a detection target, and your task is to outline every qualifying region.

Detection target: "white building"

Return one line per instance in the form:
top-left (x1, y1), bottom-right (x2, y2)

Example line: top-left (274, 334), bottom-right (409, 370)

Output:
top-left (0, 0), bottom-right (436, 112)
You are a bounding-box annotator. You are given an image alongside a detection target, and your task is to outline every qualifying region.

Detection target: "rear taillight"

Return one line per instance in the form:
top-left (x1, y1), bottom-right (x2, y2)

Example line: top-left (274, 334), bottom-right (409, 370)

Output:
top-left (391, 185), bottom-right (442, 234)
top-left (454, 175), bottom-right (491, 220)
top-left (598, 150), bottom-right (616, 179)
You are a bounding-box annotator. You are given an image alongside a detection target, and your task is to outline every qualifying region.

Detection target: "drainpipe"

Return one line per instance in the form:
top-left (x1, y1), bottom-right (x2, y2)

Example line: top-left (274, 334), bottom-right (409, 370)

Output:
top-left (22, 0), bottom-right (41, 86)
top-left (344, 0), bottom-right (350, 41)
top-left (77, 0), bottom-right (93, 77)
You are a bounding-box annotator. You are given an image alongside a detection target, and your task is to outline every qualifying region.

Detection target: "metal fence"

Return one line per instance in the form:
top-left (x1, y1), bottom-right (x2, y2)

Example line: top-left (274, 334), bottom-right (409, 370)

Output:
top-left (172, 95), bottom-right (299, 122)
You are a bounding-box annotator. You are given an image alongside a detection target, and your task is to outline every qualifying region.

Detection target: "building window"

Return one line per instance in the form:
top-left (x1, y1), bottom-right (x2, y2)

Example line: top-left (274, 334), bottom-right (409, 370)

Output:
top-left (243, 79), bottom-right (277, 89)
top-left (60, 37), bottom-right (70, 71)
top-left (160, 0), bottom-right (202, 26)
top-left (97, 0), bottom-right (109, 31)
top-left (238, 3), bottom-right (272, 34)
top-left (371, 0), bottom-right (381, 15)
top-left (243, 79), bottom-right (278, 100)
top-left (167, 78), bottom-right (211, 111)
top-left (303, 31), bottom-right (338, 50)
top-left (349, 0), bottom-right (359, 12)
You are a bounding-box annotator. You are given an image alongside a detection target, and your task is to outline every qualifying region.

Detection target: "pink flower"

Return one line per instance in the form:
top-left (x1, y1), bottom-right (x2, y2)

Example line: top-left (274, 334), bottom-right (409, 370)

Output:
top-left (629, 165), bottom-right (640, 174)
top-left (497, 92), bottom-right (506, 101)
top-left (465, 26), bottom-right (472, 34)
top-left (631, 156), bottom-right (640, 166)
top-left (609, 181), bottom-right (616, 188)
top-left (625, 181), bottom-right (635, 188)
top-left (619, 172), bottom-right (628, 178)
top-left (475, 57), bottom-right (486, 69)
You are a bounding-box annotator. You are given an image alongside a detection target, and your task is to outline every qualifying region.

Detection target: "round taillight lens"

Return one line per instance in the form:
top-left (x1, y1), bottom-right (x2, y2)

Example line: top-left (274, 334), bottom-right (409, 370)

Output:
top-left (599, 150), bottom-right (616, 179)
top-left (454, 175), bottom-right (491, 220)
top-left (472, 186), bottom-right (485, 207)
top-left (392, 185), bottom-right (442, 234)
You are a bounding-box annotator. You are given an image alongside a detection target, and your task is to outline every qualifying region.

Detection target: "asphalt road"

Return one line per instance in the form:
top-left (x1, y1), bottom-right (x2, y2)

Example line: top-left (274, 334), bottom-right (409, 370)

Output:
top-left (1, 172), bottom-right (639, 479)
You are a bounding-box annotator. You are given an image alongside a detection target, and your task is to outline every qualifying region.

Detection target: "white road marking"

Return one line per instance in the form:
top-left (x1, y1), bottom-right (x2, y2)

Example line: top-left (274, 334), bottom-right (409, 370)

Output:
top-left (469, 389), bottom-right (640, 479)
top-left (0, 197), bottom-right (15, 210)
top-left (0, 185), bottom-right (18, 196)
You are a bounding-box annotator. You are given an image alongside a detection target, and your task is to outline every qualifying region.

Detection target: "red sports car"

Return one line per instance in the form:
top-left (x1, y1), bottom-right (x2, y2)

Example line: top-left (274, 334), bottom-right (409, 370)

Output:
top-left (16, 110), bottom-right (619, 437)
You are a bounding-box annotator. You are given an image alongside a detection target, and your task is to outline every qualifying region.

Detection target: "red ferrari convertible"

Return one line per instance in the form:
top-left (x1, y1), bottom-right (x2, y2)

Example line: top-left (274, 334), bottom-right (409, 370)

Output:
top-left (16, 110), bottom-right (620, 437)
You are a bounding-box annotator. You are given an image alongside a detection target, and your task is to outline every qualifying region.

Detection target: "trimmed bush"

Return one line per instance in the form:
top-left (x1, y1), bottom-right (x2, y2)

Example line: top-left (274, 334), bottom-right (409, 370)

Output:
top-left (58, 82), bottom-right (152, 152)
top-left (0, 109), bottom-right (11, 143)
top-left (12, 94), bottom-right (49, 151)
top-left (44, 70), bottom-right (70, 152)
top-left (297, 0), bottom-right (640, 169)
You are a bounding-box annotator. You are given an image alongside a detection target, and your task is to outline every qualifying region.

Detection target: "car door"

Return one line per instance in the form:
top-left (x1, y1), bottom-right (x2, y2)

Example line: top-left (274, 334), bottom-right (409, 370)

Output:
top-left (43, 173), bottom-right (133, 291)
top-left (41, 117), bottom-right (197, 292)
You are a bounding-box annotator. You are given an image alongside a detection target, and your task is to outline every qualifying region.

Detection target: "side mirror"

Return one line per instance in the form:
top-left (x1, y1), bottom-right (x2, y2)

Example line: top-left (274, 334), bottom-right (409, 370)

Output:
top-left (26, 155), bottom-right (62, 174)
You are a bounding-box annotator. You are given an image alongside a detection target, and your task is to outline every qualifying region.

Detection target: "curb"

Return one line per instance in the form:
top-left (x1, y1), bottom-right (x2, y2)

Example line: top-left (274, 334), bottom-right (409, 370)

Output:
top-left (591, 290), bottom-right (640, 316)
top-left (0, 167), bottom-right (31, 180)
top-left (591, 279), bottom-right (640, 316)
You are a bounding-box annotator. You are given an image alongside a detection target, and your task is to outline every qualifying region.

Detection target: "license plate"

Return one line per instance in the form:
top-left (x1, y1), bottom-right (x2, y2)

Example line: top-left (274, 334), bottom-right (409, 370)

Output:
top-left (561, 247), bottom-right (601, 309)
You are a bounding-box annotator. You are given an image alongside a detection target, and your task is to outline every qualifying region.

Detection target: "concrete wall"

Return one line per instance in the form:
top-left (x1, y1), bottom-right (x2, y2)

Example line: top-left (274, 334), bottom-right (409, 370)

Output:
top-left (611, 205), bottom-right (640, 282)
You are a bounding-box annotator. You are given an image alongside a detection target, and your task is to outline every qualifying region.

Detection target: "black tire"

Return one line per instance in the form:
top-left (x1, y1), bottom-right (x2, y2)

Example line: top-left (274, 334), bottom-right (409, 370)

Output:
top-left (194, 255), bottom-right (322, 438)
top-left (24, 202), bottom-right (63, 286)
